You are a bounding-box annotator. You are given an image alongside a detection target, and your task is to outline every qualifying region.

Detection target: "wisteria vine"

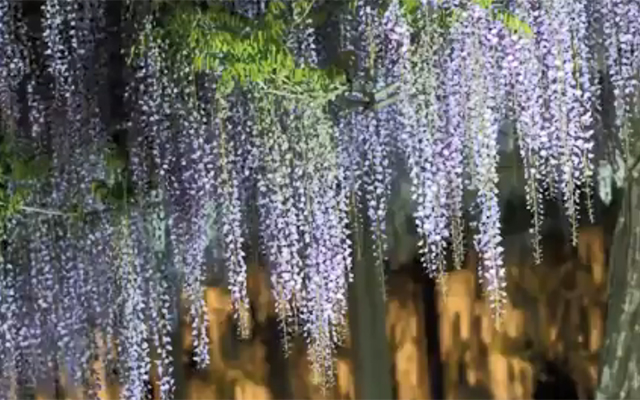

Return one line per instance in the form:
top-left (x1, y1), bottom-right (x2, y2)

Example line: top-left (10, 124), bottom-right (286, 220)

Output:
top-left (0, 0), bottom-right (639, 397)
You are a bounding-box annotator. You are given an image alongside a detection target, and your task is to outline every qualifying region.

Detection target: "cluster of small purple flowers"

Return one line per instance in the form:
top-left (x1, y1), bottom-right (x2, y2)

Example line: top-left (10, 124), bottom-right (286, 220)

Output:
top-left (0, 0), bottom-right (639, 397)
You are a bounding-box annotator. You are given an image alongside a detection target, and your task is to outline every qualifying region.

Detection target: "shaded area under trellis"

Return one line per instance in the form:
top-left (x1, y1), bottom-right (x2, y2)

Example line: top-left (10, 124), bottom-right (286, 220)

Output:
top-left (533, 361), bottom-right (580, 400)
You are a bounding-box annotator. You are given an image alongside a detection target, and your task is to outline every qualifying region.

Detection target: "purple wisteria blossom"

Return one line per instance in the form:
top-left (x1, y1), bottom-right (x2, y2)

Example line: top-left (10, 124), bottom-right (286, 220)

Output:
top-left (1, 0), bottom-right (638, 397)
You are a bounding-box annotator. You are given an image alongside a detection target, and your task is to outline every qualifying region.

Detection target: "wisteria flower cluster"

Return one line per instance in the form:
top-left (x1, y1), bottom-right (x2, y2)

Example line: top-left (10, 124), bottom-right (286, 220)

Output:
top-left (0, 0), bottom-right (639, 397)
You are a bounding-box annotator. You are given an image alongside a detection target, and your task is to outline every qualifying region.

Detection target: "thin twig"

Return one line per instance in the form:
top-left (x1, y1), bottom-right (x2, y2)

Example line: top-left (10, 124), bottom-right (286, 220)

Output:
top-left (0, 201), bottom-right (113, 218)
top-left (373, 82), bottom-right (400, 101)
top-left (293, 0), bottom-right (317, 27)
top-left (10, 204), bottom-right (77, 217)
top-left (372, 94), bottom-right (400, 111)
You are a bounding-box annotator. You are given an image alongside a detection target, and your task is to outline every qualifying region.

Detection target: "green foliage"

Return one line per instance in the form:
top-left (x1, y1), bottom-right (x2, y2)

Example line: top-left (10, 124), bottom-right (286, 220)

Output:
top-left (488, 6), bottom-right (532, 36)
top-left (91, 143), bottom-right (136, 211)
top-left (132, 0), bottom-right (530, 110)
top-left (398, 0), bottom-right (532, 37)
top-left (0, 123), bottom-right (137, 225)
top-left (0, 136), bottom-right (51, 183)
top-left (91, 178), bottom-right (135, 209)
top-left (0, 186), bottom-right (26, 224)
top-left (138, 1), bottom-right (346, 101)
top-left (0, 128), bottom-right (51, 235)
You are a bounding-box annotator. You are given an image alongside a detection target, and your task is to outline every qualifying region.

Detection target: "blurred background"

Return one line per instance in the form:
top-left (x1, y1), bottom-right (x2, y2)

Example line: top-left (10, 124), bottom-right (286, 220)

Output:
top-left (41, 189), bottom-right (617, 400)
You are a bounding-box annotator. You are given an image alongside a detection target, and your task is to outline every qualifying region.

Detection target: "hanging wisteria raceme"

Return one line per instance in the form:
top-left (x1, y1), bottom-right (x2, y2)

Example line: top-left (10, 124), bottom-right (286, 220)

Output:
top-left (2, 1), bottom-right (112, 397)
top-left (545, 0), bottom-right (592, 245)
top-left (143, 189), bottom-right (176, 400)
top-left (400, 5), bottom-right (451, 283)
top-left (603, 0), bottom-right (640, 148)
top-left (168, 90), bottom-right (212, 369)
top-left (124, 10), bottom-right (216, 366)
top-left (215, 93), bottom-right (252, 340)
top-left (287, 0), bottom-right (318, 67)
top-left (570, 0), bottom-right (597, 226)
top-left (0, 0), bottom-right (25, 127)
top-left (2, 0), bottom-right (640, 398)
top-left (129, 16), bottom-right (162, 195)
top-left (361, 109), bottom-right (392, 293)
top-left (26, 214), bottom-right (58, 392)
top-left (255, 94), bottom-right (306, 343)
top-left (43, 0), bottom-right (72, 101)
top-left (335, 4), bottom-right (366, 228)
top-left (225, 91), bottom-right (259, 235)
top-left (512, 27), bottom-right (547, 264)
top-left (471, 8), bottom-right (508, 321)
top-left (296, 104), bottom-right (352, 390)
top-left (1, 216), bottom-right (24, 398)
top-left (115, 212), bottom-right (150, 400)
top-left (125, 20), bottom-right (184, 398)
top-left (442, 13), bottom-right (468, 272)
top-left (338, 0), bottom-right (396, 302)
top-left (510, 0), bottom-right (597, 249)
top-left (365, 0), bottom-right (413, 297)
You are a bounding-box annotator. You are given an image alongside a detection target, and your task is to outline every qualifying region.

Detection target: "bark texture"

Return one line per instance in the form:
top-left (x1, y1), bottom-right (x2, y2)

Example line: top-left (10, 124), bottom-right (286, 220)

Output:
top-left (597, 178), bottom-right (640, 399)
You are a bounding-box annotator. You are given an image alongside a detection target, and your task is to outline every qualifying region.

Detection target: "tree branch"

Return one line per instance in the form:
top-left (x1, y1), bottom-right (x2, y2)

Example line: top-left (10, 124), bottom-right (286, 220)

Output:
top-left (21, 205), bottom-right (80, 217)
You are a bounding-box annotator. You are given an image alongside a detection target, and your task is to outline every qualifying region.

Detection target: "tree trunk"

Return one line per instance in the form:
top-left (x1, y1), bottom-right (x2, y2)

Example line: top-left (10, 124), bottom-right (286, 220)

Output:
top-left (348, 243), bottom-right (394, 400)
top-left (597, 176), bottom-right (640, 399)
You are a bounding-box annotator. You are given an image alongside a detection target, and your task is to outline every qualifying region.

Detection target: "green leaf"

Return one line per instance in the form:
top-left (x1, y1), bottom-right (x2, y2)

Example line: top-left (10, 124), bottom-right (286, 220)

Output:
top-left (11, 160), bottom-right (29, 181)
top-left (310, 8), bottom-right (329, 27)
top-left (91, 180), bottom-right (110, 202)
